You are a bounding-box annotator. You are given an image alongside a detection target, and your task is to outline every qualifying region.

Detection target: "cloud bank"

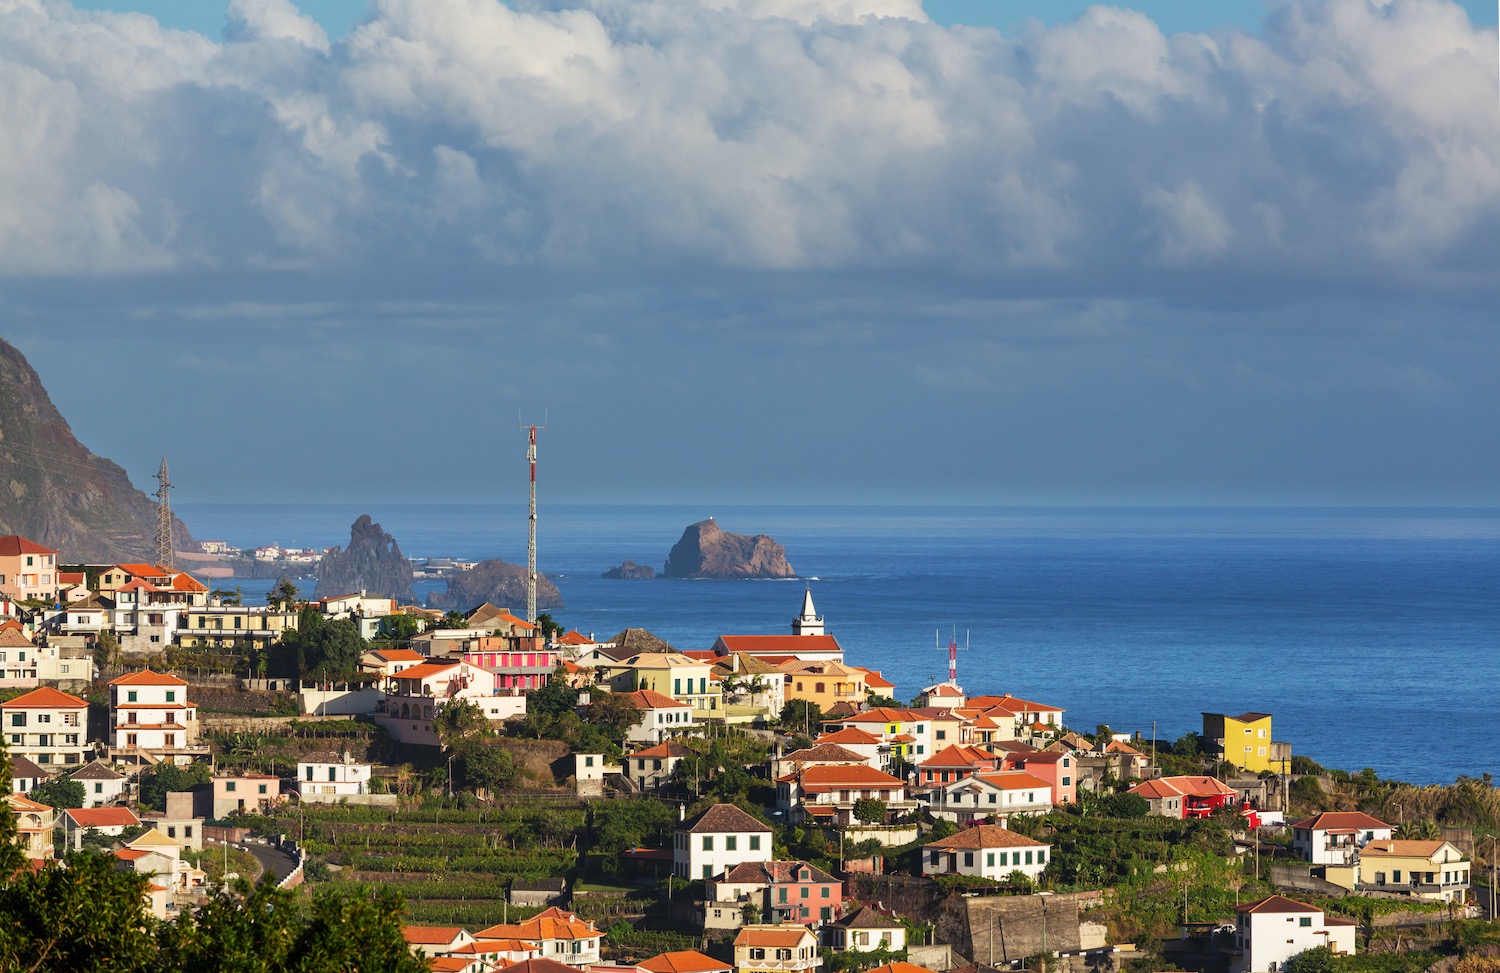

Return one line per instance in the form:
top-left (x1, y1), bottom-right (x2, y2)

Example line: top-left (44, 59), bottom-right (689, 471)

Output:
top-left (0, 0), bottom-right (1494, 299)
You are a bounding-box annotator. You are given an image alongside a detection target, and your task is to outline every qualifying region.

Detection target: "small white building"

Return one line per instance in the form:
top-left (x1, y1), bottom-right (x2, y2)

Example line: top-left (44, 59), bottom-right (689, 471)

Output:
top-left (628, 740), bottom-right (693, 791)
top-left (375, 660), bottom-right (526, 746)
top-left (70, 760), bottom-right (130, 807)
top-left (823, 906), bottom-right (907, 953)
top-left (922, 824), bottom-right (1051, 883)
top-left (733, 925), bottom-right (821, 973)
top-left (297, 750), bottom-right (373, 800)
top-left (1290, 811), bottom-right (1393, 865)
top-left (674, 803), bottom-right (775, 881)
top-left (619, 689), bottom-right (696, 745)
top-left (1230, 895), bottom-right (1357, 973)
top-left (62, 805), bottom-right (143, 850)
top-left (926, 770), bottom-right (1054, 826)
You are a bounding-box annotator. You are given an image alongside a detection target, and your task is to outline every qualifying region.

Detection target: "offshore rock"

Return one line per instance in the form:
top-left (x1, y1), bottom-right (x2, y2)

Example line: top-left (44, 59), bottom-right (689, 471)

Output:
top-left (662, 518), bottom-right (795, 579)
top-left (313, 515), bottom-right (415, 602)
top-left (0, 337), bottom-right (194, 562)
top-left (602, 560), bottom-right (656, 580)
top-left (426, 558), bottom-right (563, 613)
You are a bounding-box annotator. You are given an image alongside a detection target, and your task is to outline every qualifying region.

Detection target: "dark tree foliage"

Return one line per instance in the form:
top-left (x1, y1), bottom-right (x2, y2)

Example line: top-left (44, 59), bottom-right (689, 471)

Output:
top-left (780, 699), bottom-right (823, 734)
top-left (582, 692), bottom-right (640, 739)
top-left (29, 778), bottom-right (85, 810)
top-left (138, 762), bottom-right (213, 812)
top-left (1101, 792), bottom-right (1151, 819)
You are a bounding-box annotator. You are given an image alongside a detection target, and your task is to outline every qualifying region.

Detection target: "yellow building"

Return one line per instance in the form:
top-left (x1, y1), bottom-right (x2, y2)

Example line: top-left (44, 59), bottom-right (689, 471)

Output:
top-left (1202, 711), bottom-right (1277, 773)
top-left (780, 659), bottom-right (867, 712)
top-left (177, 606), bottom-right (299, 649)
top-left (607, 652), bottom-right (721, 716)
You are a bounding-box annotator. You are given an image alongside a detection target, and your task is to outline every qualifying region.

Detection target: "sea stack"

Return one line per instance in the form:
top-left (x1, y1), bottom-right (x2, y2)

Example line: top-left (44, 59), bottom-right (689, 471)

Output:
top-left (314, 515), bottom-right (416, 602)
top-left (662, 518), bottom-right (795, 579)
top-left (427, 558), bottom-right (564, 612)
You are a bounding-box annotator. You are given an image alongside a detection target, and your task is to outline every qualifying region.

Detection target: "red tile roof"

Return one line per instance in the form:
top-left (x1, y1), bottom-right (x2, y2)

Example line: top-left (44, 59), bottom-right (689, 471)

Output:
top-left (109, 669), bottom-right (188, 687)
top-left (780, 764), bottom-right (906, 792)
top-left (716, 635), bottom-right (843, 655)
top-left (617, 689), bottom-right (689, 710)
top-left (389, 661), bottom-right (462, 680)
top-left (733, 927), bottom-right (815, 948)
top-left (633, 741), bottom-right (693, 760)
top-left (638, 951), bottom-right (733, 973)
top-left (402, 926), bottom-right (469, 945)
top-left (1, 686), bottom-right (87, 709)
top-left (1240, 895), bottom-right (1322, 915)
top-left (815, 727), bottom-right (882, 746)
top-left (64, 807), bottom-right (142, 829)
top-left (920, 744), bottom-right (1002, 769)
top-left (556, 630), bottom-right (595, 645)
top-left (477, 907), bottom-right (600, 942)
top-left (1289, 811), bottom-right (1391, 832)
top-left (0, 535), bottom-right (56, 556)
top-left (680, 804), bottom-right (771, 834)
top-left (924, 824), bottom-right (1046, 850)
top-left (1129, 776), bottom-right (1236, 800)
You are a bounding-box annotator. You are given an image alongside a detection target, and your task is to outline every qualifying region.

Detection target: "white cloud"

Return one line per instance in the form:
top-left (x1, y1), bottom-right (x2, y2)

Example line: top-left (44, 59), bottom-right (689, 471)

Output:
top-left (0, 0), bottom-right (1492, 294)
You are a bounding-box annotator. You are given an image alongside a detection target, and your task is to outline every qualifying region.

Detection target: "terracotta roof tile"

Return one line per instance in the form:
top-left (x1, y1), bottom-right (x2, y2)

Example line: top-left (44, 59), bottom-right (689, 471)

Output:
top-left (679, 804), bottom-right (771, 834)
top-left (1, 686), bottom-right (87, 709)
top-left (924, 825), bottom-right (1047, 851)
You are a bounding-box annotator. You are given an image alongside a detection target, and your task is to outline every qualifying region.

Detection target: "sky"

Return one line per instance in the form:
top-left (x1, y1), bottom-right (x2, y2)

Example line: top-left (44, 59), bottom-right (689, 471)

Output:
top-left (2, 0), bottom-right (1498, 507)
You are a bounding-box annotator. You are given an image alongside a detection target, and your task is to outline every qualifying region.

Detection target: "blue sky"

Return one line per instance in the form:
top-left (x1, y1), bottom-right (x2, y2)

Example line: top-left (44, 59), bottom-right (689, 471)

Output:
top-left (3, 0), bottom-right (1498, 507)
top-left (64, 0), bottom-right (1500, 36)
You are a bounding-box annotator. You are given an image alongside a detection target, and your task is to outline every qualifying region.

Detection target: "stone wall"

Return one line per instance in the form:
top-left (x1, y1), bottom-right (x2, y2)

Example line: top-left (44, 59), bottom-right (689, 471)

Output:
top-left (944, 891), bottom-right (1106, 966)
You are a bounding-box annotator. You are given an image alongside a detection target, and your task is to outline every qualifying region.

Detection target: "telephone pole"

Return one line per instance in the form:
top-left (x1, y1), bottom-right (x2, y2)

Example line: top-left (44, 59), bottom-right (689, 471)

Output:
top-left (153, 457), bottom-right (175, 570)
top-left (519, 415), bottom-right (547, 623)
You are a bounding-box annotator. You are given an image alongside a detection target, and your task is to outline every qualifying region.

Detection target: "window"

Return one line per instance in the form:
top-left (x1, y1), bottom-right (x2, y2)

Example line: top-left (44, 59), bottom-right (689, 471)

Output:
top-left (1062, 776), bottom-right (1071, 786)
top-left (259, 784), bottom-right (268, 794)
top-left (226, 782), bottom-right (237, 792)
top-left (800, 886), bottom-right (808, 899)
top-left (815, 682), bottom-right (825, 693)
top-left (9, 714), bottom-right (22, 727)
top-left (702, 836), bottom-right (713, 851)
top-left (166, 691), bottom-right (175, 702)
top-left (127, 691), bottom-right (137, 703)
top-left (963, 852), bottom-right (974, 867)
top-left (750, 950), bottom-right (765, 960)
top-left (987, 853), bottom-right (995, 867)
top-left (1299, 918), bottom-right (1312, 928)
top-left (821, 907), bottom-right (832, 921)
top-left (94, 783), bottom-right (103, 794)
top-left (820, 886), bottom-right (829, 898)
top-left (306, 767), bottom-right (315, 781)
top-left (998, 852), bottom-right (1007, 866)
top-left (185, 826), bottom-right (193, 838)
top-left (749, 836), bottom-right (761, 851)
top-left (777, 950), bottom-right (792, 961)
top-left (726, 836), bottom-right (737, 851)
top-left (1025, 850), bottom-right (1033, 864)
top-left (779, 887), bottom-right (788, 903)
top-left (585, 756), bottom-right (594, 768)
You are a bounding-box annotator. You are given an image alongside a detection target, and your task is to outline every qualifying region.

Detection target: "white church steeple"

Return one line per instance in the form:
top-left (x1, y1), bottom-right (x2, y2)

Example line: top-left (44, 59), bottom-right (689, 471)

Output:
top-left (792, 585), bottom-right (824, 637)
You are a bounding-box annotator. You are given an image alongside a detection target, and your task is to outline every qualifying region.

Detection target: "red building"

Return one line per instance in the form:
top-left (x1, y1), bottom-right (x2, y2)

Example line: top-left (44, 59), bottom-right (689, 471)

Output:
top-left (1129, 775), bottom-right (1238, 819)
top-left (711, 860), bottom-right (843, 926)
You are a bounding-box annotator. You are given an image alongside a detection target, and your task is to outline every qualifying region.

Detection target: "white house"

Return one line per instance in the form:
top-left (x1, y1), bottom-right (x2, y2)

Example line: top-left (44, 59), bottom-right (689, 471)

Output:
top-left (107, 669), bottom-right (204, 765)
top-left (376, 660), bottom-right (526, 746)
top-left (2, 686), bottom-right (90, 768)
top-left (297, 750), bottom-right (373, 800)
top-left (1230, 895), bottom-right (1357, 973)
top-left (922, 824), bottom-right (1051, 883)
top-left (63, 805), bottom-right (142, 850)
top-left (824, 906), bottom-right (907, 954)
top-left (619, 689), bottom-right (696, 745)
top-left (474, 907), bottom-right (604, 968)
top-left (674, 803), bottom-right (775, 881)
top-left (628, 740), bottom-right (693, 792)
top-left (70, 760), bottom-right (130, 807)
top-left (926, 770), bottom-right (1054, 826)
top-left (1290, 811), bottom-right (1393, 865)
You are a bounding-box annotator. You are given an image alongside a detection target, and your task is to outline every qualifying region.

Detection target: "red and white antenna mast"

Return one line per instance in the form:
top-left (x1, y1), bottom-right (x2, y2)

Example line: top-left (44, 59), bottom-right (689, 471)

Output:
top-left (519, 411), bottom-right (547, 624)
top-left (935, 627), bottom-right (968, 685)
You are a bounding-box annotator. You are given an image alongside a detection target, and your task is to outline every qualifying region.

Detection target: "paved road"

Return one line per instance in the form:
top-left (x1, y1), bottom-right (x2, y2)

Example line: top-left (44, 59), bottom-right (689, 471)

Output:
top-left (233, 841), bottom-right (299, 883)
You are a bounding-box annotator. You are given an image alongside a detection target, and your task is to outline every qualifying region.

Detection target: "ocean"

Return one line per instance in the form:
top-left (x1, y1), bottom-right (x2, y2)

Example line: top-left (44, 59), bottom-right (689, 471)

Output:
top-left (177, 503), bottom-right (1500, 786)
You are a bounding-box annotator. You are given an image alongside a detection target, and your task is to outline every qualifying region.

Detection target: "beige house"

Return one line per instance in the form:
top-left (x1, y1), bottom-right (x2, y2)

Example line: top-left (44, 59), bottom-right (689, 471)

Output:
top-left (1352, 839), bottom-right (1470, 903)
top-left (780, 660), bottom-right (867, 713)
top-left (8, 793), bottom-right (56, 862)
top-left (178, 604), bottom-right (297, 649)
top-left (608, 652), bottom-right (720, 716)
top-left (733, 925), bottom-right (821, 973)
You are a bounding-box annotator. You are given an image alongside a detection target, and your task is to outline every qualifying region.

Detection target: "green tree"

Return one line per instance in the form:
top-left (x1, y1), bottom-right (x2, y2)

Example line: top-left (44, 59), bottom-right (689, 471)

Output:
top-left (1283, 946), bottom-right (1338, 973)
top-left (94, 630), bottom-right (121, 671)
top-left (438, 610), bottom-right (466, 630)
top-left (1101, 792), bottom-right (1151, 818)
top-left (529, 673), bottom-right (581, 722)
top-left (853, 798), bottom-right (887, 825)
top-left (138, 762), bottom-right (213, 812)
top-left (266, 578), bottom-right (299, 611)
top-left (30, 777), bottom-right (85, 810)
top-left (534, 612), bottom-right (564, 640)
top-left (0, 851), bottom-right (158, 971)
top-left (306, 618), bottom-right (365, 677)
top-left (436, 698), bottom-right (492, 750)
top-left (377, 613), bottom-right (423, 642)
top-left (780, 699), bottom-right (823, 735)
top-left (583, 691), bottom-right (640, 739)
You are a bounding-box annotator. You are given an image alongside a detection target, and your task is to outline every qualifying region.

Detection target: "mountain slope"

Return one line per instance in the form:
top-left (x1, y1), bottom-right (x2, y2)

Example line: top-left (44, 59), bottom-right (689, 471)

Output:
top-left (0, 337), bottom-right (193, 562)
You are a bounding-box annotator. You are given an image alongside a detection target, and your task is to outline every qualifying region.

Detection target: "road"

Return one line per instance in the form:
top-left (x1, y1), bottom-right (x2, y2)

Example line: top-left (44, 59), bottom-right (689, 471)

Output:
top-left (233, 840), bottom-right (299, 883)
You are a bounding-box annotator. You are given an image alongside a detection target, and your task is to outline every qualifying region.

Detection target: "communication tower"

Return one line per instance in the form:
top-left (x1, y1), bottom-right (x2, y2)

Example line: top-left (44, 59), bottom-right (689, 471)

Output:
top-left (153, 457), bottom-right (175, 570)
top-left (935, 627), bottom-right (968, 685)
top-left (519, 414), bottom-right (547, 623)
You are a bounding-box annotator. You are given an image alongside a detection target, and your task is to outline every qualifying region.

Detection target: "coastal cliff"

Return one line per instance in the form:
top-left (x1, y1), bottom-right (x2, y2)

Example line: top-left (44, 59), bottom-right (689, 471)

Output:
top-left (0, 337), bottom-right (194, 562)
top-left (662, 518), bottom-right (795, 579)
top-left (313, 515), bottom-right (415, 602)
top-left (427, 558), bottom-right (564, 613)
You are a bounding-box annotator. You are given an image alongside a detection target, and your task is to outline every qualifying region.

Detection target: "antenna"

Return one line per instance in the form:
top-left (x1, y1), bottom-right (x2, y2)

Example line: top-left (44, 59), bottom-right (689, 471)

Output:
top-left (934, 626), bottom-right (969, 685)
top-left (518, 412), bottom-right (548, 623)
top-left (153, 457), bottom-right (175, 571)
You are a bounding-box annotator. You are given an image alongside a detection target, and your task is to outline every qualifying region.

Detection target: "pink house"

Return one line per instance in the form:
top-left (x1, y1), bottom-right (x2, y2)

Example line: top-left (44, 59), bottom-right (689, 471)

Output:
top-left (1001, 750), bottom-right (1077, 805)
top-left (459, 637), bottom-right (555, 693)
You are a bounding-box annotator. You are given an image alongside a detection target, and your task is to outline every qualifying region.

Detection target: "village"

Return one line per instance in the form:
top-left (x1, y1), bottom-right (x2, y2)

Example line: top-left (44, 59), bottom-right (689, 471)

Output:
top-left (1, 530), bottom-right (1492, 973)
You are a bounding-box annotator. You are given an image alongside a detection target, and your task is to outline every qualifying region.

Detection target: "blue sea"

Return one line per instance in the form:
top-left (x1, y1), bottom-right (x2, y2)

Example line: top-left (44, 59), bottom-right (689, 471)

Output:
top-left (177, 503), bottom-right (1500, 786)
